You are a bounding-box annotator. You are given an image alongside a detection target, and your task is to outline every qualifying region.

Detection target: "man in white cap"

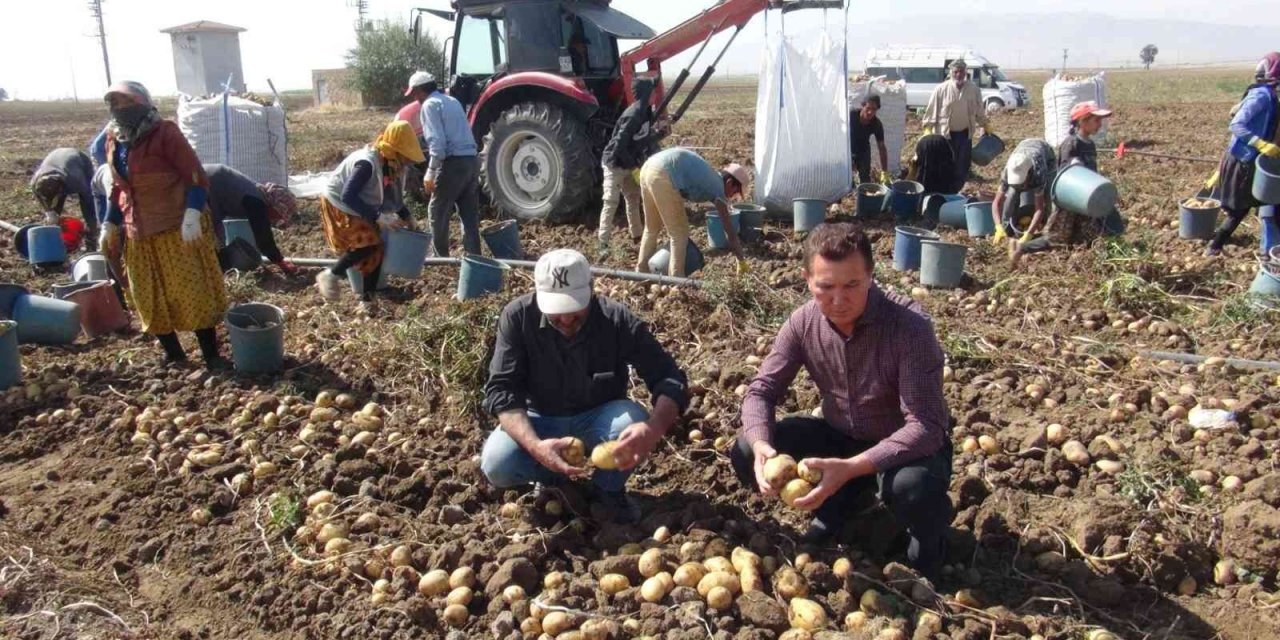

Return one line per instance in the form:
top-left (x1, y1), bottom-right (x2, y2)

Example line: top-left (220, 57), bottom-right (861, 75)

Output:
top-left (990, 138), bottom-right (1056, 261)
top-left (635, 147), bottom-right (750, 277)
top-left (923, 59), bottom-right (995, 189)
top-left (480, 249), bottom-right (688, 522)
top-left (404, 70), bottom-right (481, 257)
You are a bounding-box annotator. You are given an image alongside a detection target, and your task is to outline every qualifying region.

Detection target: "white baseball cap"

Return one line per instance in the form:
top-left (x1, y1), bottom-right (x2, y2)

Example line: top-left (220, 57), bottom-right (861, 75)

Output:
top-left (1005, 150), bottom-right (1034, 186)
top-left (534, 249), bottom-right (592, 314)
top-left (404, 71), bottom-right (435, 96)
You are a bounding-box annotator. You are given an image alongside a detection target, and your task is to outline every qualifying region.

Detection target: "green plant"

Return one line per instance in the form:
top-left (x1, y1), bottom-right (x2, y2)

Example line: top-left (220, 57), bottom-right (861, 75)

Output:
top-left (267, 491), bottom-right (303, 536)
top-left (699, 272), bottom-right (803, 330)
top-left (1099, 273), bottom-right (1176, 316)
top-left (1213, 293), bottom-right (1276, 328)
top-left (1116, 463), bottom-right (1200, 507)
top-left (345, 19), bottom-right (447, 107)
top-left (942, 333), bottom-right (990, 363)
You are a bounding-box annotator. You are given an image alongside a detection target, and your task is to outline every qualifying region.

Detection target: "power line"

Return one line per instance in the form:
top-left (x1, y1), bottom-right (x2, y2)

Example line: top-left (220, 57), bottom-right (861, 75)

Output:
top-left (88, 0), bottom-right (111, 85)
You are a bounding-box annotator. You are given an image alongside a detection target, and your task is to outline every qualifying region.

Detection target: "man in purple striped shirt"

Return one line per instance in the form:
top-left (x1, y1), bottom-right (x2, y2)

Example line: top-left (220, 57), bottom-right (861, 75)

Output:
top-left (732, 222), bottom-right (953, 578)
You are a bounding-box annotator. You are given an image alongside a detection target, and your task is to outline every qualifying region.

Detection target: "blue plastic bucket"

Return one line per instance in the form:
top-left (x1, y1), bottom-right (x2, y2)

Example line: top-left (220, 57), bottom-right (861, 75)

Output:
top-left (481, 220), bottom-right (523, 259)
top-left (893, 226), bottom-right (941, 271)
top-left (889, 181), bottom-right (924, 220)
top-left (223, 218), bottom-right (257, 250)
top-left (734, 204), bottom-right (765, 242)
top-left (12, 294), bottom-right (80, 345)
top-left (925, 194), bottom-right (966, 227)
top-left (971, 134), bottom-right (1006, 167)
top-left (382, 228), bottom-right (433, 278)
top-left (1052, 164), bottom-right (1118, 219)
top-left (855, 183), bottom-right (889, 219)
top-left (647, 239), bottom-right (705, 276)
top-left (793, 198), bottom-right (827, 233)
top-left (920, 240), bottom-right (968, 288)
top-left (347, 267), bottom-right (388, 295)
top-left (0, 284), bottom-right (28, 319)
top-left (938, 196), bottom-right (971, 228)
top-left (27, 225), bottom-right (66, 265)
top-left (0, 321), bottom-right (18, 391)
top-left (1178, 198), bottom-right (1219, 240)
top-left (965, 201), bottom-right (996, 237)
top-left (1253, 155), bottom-right (1280, 205)
top-left (226, 302), bottom-right (285, 374)
top-left (457, 254), bottom-right (510, 300)
top-left (706, 210), bottom-right (741, 250)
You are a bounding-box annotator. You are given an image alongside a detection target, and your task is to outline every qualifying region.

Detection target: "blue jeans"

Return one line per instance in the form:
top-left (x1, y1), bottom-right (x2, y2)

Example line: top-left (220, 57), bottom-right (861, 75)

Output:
top-left (480, 399), bottom-right (648, 492)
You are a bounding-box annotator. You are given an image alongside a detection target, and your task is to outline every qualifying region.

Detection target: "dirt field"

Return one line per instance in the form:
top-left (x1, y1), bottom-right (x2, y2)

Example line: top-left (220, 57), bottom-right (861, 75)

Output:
top-left (1, 67), bottom-right (1278, 640)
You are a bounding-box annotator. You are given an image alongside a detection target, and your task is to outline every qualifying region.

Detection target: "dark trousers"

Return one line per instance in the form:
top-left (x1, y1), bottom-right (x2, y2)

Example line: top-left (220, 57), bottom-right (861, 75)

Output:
top-left (216, 196), bottom-right (286, 263)
top-left (330, 246), bottom-right (383, 302)
top-left (730, 417), bottom-right (953, 577)
top-left (949, 129), bottom-right (972, 188)
top-left (853, 153), bottom-right (872, 185)
top-left (429, 155), bottom-right (482, 257)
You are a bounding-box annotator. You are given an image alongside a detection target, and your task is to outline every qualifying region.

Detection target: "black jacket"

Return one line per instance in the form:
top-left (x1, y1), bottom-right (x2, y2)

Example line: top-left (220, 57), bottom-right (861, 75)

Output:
top-left (601, 102), bottom-right (661, 170)
top-left (483, 293), bottom-right (688, 417)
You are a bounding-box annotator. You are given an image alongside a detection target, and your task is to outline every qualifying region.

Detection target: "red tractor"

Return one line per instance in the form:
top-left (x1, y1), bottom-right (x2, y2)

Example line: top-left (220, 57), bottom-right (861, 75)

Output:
top-left (413, 0), bottom-right (838, 222)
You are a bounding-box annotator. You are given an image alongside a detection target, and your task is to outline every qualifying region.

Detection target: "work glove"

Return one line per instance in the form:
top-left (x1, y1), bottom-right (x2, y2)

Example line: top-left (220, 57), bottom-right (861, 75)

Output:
top-left (921, 124), bottom-right (935, 136)
top-left (377, 213), bottom-right (405, 229)
top-left (1019, 231), bottom-right (1033, 244)
top-left (1249, 136), bottom-right (1280, 158)
top-left (98, 222), bottom-right (121, 255)
top-left (736, 259), bottom-right (751, 276)
top-left (42, 210), bottom-right (60, 226)
top-left (991, 225), bottom-right (1008, 244)
top-left (878, 170), bottom-right (890, 184)
top-left (1205, 170), bottom-right (1220, 190)
top-left (180, 208), bottom-right (203, 243)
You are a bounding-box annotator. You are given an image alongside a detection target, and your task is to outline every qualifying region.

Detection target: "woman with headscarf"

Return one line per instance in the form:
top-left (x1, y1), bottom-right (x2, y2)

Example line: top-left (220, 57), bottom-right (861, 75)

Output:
top-left (204, 163), bottom-right (300, 276)
top-left (98, 81), bottom-right (228, 367)
top-left (909, 134), bottom-right (959, 195)
top-left (315, 120), bottom-right (425, 311)
top-left (1206, 52), bottom-right (1280, 256)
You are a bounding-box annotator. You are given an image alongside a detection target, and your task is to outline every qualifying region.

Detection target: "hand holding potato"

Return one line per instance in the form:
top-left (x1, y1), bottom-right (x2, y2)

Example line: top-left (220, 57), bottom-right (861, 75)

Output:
top-left (531, 437), bottom-right (589, 478)
top-left (789, 457), bottom-right (854, 511)
top-left (611, 422), bottom-right (661, 471)
top-left (750, 440), bottom-right (780, 496)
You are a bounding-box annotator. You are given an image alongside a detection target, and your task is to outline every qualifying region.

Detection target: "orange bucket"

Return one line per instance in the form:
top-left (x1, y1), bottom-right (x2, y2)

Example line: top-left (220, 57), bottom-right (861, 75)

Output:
top-left (63, 280), bottom-right (129, 338)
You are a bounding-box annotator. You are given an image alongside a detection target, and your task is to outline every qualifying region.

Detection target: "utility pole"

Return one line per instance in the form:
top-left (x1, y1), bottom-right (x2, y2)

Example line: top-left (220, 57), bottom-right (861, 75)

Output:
top-left (70, 58), bottom-right (79, 103)
top-left (348, 0), bottom-right (369, 30)
top-left (1062, 49), bottom-right (1069, 73)
top-left (88, 0), bottom-right (111, 85)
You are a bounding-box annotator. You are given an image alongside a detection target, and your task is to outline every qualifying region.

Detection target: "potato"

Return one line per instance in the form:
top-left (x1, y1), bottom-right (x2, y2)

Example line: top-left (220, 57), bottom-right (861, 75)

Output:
top-left (706, 585), bottom-right (733, 609)
top-left (780, 479), bottom-right (814, 507)
top-left (832, 557), bottom-right (851, 578)
top-left (875, 629), bottom-right (907, 640)
top-left (674, 563), bottom-right (706, 588)
top-left (311, 502), bottom-right (337, 522)
top-left (1086, 631), bottom-right (1119, 640)
top-left (590, 441), bottom-right (619, 470)
top-left (446, 586), bottom-right (473, 606)
top-left (600, 573), bottom-right (630, 595)
top-left (789, 597), bottom-right (827, 631)
top-left (544, 571), bottom-right (567, 590)
top-left (389, 545), bottom-right (413, 568)
top-left (703, 556), bottom-right (734, 574)
top-left (354, 512), bottom-right (380, 532)
top-left (419, 569), bottom-right (450, 596)
top-left (773, 567), bottom-right (808, 599)
top-left (542, 611), bottom-right (573, 636)
top-left (618, 543), bottom-right (645, 555)
top-left (521, 617), bottom-right (542, 635)
top-left (323, 537), bottom-right (352, 556)
top-left (310, 406), bottom-right (339, 423)
top-left (731, 547), bottom-right (760, 573)
top-left (639, 548), bottom-right (666, 578)
top-left (697, 571), bottom-right (741, 598)
top-left (652, 526), bottom-right (671, 543)
top-left (960, 436), bottom-right (979, 454)
top-left (640, 574), bottom-right (671, 602)
top-left (1046, 423), bottom-right (1066, 444)
top-left (499, 502), bottom-right (521, 519)
top-left (977, 435), bottom-right (999, 455)
top-left (316, 522), bottom-right (348, 545)
top-left (580, 619), bottom-right (614, 640)
top-left (763, 454), bottom-right (799, 490)
top-left (442, 603), bottom-right (469, 628)
top-left (779, 631), bottom-right (813, 640)
top-left (1062, 440), bottom-right (1090, 466)
top-left (190, 507), bottom-right (212, 526)
top-left (794, 553), bottom-right (811, 570)
top-left (449, 566), bottom-right (476, 589)
top-left (315, 390), bottom-right (334, 408)
top-left (794, 462), bottom-right (823, 487)
top-left (844, 611), bottom-right (868, 630)
top-left (1214, 559), bottom-right (1237, 585)
top-left (740, 566), bottom-right (764, 593)
top-left (502, 584), bottom-right (526, 604)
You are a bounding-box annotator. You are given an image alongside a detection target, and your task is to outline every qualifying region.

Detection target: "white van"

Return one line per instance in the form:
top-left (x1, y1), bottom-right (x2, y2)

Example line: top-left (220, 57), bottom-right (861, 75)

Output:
top-left (864, 47), bottom-right (1029, 113)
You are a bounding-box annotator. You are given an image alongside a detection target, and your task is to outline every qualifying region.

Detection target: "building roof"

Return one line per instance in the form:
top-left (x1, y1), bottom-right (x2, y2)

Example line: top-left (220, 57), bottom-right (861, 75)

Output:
top-left (160, 20), bottom-right (246, 35)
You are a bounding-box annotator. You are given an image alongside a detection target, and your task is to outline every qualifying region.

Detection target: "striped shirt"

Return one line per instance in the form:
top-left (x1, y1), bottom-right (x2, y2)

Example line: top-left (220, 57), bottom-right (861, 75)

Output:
top-left (740, 287), bottom-right (950, 471)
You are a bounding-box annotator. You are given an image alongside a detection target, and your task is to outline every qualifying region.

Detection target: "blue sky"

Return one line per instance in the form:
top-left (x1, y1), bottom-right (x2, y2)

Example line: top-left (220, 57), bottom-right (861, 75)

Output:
top-left (1, 0), bottom-right (1272, 99)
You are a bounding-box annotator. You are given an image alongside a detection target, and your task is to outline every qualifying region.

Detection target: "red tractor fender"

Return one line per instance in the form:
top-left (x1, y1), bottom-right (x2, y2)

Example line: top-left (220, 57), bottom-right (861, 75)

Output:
top-left (468, 72), bottom-right (599, 140)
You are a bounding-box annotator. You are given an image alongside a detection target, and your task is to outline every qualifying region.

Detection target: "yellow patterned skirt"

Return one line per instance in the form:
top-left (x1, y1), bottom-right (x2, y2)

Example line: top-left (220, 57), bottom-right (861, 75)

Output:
top-left (319, 197), bottom-right (384, 275)
top-left (124, 213), bottom-right (228, 335)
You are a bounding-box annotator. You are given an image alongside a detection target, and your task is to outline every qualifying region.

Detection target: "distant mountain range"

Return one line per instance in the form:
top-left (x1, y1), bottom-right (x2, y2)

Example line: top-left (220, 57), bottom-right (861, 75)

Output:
top-left (687, 11), bottom-right (1267, 75)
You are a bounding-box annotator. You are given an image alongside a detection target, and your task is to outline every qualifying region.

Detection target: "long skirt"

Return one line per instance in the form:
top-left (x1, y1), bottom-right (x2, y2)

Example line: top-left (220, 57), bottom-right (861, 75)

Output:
top-left (319, 198), bottom-right (383, 275)
top-left (124, 212), bottom-right (227, 335)
top-left (1218, 152), bottom-right (1261, 212)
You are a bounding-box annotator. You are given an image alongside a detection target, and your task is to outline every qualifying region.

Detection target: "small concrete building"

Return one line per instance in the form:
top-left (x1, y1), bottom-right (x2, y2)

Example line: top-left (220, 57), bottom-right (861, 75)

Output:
top-left (161, 20), bottom-right (246, 96)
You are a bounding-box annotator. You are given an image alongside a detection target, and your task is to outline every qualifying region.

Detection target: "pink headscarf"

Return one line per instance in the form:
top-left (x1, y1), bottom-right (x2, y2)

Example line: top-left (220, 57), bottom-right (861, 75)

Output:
top-left (259, 183), bottom-right (297, 228)
top-left (1256, 52), bottom-right (1280, 84)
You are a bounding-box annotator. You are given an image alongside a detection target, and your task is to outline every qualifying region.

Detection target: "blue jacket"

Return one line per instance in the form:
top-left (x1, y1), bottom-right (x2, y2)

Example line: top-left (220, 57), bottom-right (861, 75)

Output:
top-left (1228, 85), bottom-right (1278, 163)
top-left (420, 91), bottom-right (477, 163)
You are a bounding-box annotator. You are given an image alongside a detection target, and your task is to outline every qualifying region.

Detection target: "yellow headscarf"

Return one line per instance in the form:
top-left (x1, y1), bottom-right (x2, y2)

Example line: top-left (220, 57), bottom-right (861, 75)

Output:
top-left (373, 120), bottom-right (426, 164)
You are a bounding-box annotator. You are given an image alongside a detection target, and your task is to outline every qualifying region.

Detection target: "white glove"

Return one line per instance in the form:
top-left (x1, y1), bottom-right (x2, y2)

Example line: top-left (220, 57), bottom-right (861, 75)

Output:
top-left (43, 210), bottom-right (59, 226)
top-left (377, 213), bottom-right (404, 229)
top-left (181, 208), bottom-right (203, 243)
top-left (99, 222), bottom-right (121, 254)
top-left (425, 168), bottom-right (440, 183)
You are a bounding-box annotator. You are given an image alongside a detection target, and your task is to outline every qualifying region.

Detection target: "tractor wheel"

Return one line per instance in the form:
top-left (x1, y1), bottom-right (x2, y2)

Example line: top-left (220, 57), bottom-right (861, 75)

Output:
top-left (481, 102), bottom-right (596, 223)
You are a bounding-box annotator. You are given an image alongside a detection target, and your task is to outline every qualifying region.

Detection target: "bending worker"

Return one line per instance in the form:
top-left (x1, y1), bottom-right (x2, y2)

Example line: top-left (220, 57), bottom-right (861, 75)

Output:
top-left (30, 147), bottom-right (99, 240)
top-left (598, 77), bottom-right (664, 254)
top-left (99, 81), bottom-right (228, 367)
top-left (1207, 52), bottom-right (1280, 257)
top-left (850, 95), bottom-right (890, 185)
top-left (205, 164), bottom-right (300, 276)
top-left (636, 147), bottom-right (749, 276)
top-left (481, 249), bottom-right (688, 523)
top-left (991, 138), bottom-right (1055, 253)
top-left (734, 222), bottom-right (952, 579)
top-left (315, 121), bottom-right (424, 311)
top-left (405, 71), bottom-right (482, 257)
top-left (923, 59), bottom-right (994, 190)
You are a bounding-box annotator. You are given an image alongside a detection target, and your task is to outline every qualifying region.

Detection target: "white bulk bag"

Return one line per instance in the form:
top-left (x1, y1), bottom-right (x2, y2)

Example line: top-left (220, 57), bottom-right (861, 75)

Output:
top-left (178, 94), bottom-right (288, 186)
top-left (1043, 72), bottom-right (1108, 148)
